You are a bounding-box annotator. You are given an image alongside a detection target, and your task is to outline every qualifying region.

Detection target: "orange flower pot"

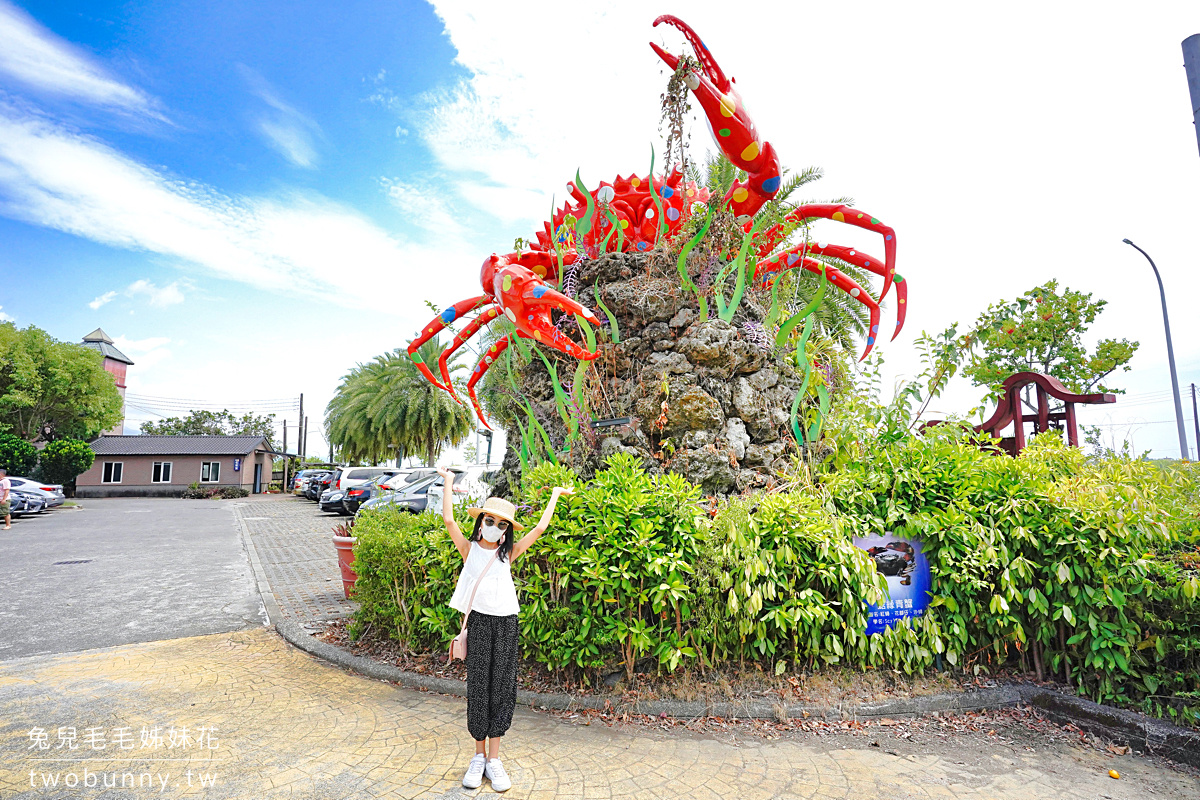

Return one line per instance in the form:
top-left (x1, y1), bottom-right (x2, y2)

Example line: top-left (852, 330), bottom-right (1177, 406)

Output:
top-left (332, 535), bottom-right (358, 599)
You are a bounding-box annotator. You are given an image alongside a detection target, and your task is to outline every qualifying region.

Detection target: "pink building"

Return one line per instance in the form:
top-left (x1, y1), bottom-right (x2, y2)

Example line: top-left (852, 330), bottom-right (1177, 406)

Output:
top-left (80, 328), bottom-right (133, 436)
top-left (76, 435), bottom-right (278, 497)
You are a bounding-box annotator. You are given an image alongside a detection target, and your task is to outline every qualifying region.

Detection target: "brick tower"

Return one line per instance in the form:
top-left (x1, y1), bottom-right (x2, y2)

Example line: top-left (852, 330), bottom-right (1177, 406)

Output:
top-left (81, 328), bottom-right (134, 436)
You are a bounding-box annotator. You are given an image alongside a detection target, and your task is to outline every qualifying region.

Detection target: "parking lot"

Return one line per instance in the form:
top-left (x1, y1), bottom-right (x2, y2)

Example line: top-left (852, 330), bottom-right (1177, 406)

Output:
top-left (0, 498), bottom-right (265, 660)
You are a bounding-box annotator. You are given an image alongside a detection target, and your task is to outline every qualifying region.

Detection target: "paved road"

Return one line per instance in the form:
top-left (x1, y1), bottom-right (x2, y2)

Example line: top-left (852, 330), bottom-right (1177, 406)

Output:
top-left (231, 494), bottom-right (358, 630)
top-left (2, 627), bottom-right (1198, 799)
top-left (0, 498), bottom-right (264, 660)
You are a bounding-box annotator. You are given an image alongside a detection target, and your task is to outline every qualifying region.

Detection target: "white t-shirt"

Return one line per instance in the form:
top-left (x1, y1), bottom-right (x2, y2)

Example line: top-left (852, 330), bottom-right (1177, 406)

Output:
top-left (448, 541), bottom-right (520, 617)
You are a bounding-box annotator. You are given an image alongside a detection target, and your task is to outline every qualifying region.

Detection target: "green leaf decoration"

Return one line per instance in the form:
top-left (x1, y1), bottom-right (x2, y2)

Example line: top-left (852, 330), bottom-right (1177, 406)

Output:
top-left (575, 168), bottom-right (595, 240)
top-left (592, 285), bottom-right (620, 344)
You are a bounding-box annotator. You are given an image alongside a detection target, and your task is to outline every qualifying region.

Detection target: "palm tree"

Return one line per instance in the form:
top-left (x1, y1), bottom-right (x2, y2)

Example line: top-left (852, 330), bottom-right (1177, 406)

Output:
top-left (325, 340), bottom-right (473, 467)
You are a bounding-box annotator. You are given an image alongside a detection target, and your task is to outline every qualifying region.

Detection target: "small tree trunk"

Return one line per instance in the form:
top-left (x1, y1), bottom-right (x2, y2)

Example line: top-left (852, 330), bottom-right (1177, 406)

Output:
top-left (1058, 623), bottom-right (1070, 684)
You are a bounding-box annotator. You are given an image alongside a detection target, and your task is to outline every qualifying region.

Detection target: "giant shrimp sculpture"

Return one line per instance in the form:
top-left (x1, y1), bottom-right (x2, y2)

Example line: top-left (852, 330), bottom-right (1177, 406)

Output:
top-left (408, 15), bottom-right (908, 429)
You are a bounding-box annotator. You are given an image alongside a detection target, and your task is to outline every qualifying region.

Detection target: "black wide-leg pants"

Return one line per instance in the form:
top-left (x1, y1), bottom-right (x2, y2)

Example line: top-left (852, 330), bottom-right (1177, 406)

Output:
top-left (465, 610), bottom-right (519, 741)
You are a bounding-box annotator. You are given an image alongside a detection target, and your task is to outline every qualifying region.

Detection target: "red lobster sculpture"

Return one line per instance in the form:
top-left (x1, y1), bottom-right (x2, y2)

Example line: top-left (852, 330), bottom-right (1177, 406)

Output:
top-left (408, 15), bottom-right (907, 429)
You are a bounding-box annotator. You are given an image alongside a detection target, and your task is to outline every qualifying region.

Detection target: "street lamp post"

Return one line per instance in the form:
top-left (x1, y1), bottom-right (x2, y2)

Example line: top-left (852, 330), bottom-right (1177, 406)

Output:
top-left (1123, 239), bottom-right (1190, 459)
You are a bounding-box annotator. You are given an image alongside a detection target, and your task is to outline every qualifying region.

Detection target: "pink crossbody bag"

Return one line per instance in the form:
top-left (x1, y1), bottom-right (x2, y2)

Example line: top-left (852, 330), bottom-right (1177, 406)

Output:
top-left (447, 537), bottom-right (504, 664)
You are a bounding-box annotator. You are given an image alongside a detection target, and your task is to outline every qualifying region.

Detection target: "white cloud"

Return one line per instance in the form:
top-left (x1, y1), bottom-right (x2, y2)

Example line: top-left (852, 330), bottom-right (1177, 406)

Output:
top-left (0, 305), bottom-right (13, 322)
top-left (381, 177), bottom-right (463, 237)
top-left (126, 279), bottom-right (184, 308)
top-left (240, 66), bottom-right (321, 168)
top-left (112, 334), bottom-right (171, 368)
top-left (0, 106), bottom-right (477, 313)
top-left (0, 0), bottom-right (161, 118)
top-left (88, 290), bottom-right (117, 309)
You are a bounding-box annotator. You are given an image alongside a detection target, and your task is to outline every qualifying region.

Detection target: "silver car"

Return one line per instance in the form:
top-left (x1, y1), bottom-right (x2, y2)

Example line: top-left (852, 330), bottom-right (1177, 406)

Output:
top-left (7, 477), bottom-right (65, 508)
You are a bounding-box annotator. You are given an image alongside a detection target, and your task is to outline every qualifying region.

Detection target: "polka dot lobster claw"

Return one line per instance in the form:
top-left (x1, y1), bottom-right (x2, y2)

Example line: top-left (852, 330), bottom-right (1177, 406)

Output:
top-left (406, 249), bottom-right (604, 430)
top-left (651, 14), bottom-right (905, 358)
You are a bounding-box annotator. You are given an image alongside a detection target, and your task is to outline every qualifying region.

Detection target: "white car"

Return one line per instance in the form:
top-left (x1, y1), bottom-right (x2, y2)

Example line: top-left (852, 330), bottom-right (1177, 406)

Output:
top-left (424, 465), bottom-right (496, 509)
top-left (333, 466), bottom-right (400, 492)
top-left (6, 476), bottom-right (65, 508)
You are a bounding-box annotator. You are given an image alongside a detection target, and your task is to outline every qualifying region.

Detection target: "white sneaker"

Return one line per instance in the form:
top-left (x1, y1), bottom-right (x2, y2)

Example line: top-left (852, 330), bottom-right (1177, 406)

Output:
top-left (462, 753), bottom-right (486, 789)
top-left (485, 758), bottom-right (511, 792)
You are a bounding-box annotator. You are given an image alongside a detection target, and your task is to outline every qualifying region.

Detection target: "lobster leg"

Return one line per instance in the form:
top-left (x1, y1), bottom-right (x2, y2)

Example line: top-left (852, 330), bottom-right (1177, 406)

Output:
top-left (520, 283), bottom-right (603, 327)
top-left (407, 295), bottom-right (491, 391)
top-left (795, 242), bottom-right (907, 338)
top-left (757, 251), bottom-right (882, 359)
top-left (783, 205), bottom-right (897, 304)
top-left (512, 281), bottom-right (603, 360)
top-left (651, 16), bottom-right (781, 219)
top-left (466, 335), bottom-right (513, 430)
top-left (438, 306), bottom-right (502, 402)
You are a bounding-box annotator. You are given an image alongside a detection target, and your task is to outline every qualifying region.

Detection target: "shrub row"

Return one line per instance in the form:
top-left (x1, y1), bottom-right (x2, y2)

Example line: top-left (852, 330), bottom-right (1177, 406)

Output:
top-left (351, 439), bottom-right (1200, 724)
top-left (181, 484), bottom-right (250, 499)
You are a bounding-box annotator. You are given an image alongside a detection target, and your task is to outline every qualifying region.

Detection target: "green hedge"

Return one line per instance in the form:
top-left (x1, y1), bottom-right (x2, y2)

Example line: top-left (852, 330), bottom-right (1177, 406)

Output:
top-left (349, 441), bottom-right (1200, 723)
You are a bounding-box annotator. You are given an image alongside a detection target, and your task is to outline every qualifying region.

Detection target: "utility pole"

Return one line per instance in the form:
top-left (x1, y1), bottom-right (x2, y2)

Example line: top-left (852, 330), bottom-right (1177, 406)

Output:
top-left (1192, 384), bottom-right (1199, 462)
top-left (1123, 239), bottom-right (1189, 459)
top-left (282, 422), bottom-right (289, 490)
top-left (1183, 34), bottom-right (1200, 157)
top-left (297, 393), bottom-right (304, 460)
top-left (303, 415), bottom-right (309, 461)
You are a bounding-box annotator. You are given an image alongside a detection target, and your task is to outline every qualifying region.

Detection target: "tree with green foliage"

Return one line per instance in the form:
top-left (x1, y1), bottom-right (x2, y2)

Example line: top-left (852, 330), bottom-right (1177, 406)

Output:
top-left (36, 438), bottom-right (95, 486)
top-left (0, 433), bottom-right (38, 475)
top-left (141, 409), bottom-right (278, 449)
top-left (961, 279), bottom-right (1138, 403)
top-left (0, 323), bottom-right (124, 441)
top-left (325, 341), bottom-right (472, 467)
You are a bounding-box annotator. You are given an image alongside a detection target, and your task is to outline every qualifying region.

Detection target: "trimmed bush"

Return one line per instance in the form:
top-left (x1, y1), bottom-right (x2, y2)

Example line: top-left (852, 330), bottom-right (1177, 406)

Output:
top-left (36, 438), bottom-right (94, 487)
top-left (181, 483), bottom-right (250, 499)
top-left (0, 433), bottom-right (37, 476)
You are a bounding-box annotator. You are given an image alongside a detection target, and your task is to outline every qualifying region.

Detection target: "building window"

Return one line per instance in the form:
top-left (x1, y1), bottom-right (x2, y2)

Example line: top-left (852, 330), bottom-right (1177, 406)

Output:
top-left (102, 462), bottom-right (123, 483)
top-left (152, 462), bottom-right (172, 483)
top-left (201, 462), bottom-right (221, 483)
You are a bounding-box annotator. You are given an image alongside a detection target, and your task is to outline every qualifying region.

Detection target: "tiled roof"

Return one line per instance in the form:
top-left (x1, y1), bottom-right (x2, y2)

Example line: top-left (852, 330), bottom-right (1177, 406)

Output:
top-left (88, 435), bottom-right (268, 456)
top-left (80, 328), bottom-right (133, 365)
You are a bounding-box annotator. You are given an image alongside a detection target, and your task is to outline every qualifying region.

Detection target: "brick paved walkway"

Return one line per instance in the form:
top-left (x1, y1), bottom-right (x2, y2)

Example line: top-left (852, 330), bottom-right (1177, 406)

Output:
top-left (231, 495), bottom-right (358, 630)
top-left (3, 626), bottom-right (1198, 799)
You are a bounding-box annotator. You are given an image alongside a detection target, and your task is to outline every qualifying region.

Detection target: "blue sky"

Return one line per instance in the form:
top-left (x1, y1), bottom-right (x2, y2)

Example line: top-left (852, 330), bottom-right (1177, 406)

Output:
top-left (2, 1), bottom-right (1200, 461)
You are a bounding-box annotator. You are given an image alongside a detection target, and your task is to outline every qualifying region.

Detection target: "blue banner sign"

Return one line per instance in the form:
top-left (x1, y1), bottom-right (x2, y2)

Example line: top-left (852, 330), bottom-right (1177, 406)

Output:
top-left (852, 533), bottom-right (932, 634)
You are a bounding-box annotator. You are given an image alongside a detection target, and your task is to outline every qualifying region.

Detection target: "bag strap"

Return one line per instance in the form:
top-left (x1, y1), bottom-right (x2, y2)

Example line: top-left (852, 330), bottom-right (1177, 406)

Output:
top-left (457, 538), bottom-right (504, 636)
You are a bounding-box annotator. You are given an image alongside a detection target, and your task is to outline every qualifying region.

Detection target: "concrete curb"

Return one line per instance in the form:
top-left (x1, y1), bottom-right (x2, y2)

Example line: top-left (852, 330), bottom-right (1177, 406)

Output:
top-left (1016, 684), bottom-right (1200, 768)
top-left (231, 504), bottom-right (282, 628)
top-left (273, 619), bottom-right (1200, 769)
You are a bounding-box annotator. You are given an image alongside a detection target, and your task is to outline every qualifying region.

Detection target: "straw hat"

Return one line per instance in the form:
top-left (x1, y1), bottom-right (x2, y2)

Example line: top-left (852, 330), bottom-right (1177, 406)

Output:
top-left (467, 497), bottom-right (525, 531)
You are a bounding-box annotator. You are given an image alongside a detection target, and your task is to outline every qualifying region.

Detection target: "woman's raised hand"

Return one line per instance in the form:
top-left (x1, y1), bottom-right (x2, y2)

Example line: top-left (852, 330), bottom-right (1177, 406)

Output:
top-left (436, 466), bottom-right (455, 483)
top-left (552, 486), bottom-right (575, 497)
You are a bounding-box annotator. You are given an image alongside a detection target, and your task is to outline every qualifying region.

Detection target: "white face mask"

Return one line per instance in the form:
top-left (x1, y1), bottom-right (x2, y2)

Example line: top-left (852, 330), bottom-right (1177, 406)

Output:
top-left (480, 523), bottom-right (504, 543)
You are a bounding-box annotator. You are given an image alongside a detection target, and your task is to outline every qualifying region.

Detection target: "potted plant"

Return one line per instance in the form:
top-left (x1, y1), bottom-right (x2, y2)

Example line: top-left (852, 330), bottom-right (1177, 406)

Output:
top-left (331, 519), bottom-right (358, 599)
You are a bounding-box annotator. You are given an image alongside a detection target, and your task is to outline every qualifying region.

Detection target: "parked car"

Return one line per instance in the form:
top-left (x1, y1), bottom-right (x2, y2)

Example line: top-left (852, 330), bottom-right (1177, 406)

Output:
top-left (318, 487), bottom-right (347, 515)
top-left (9, 490), bottom-right (46, 517)
top-left (424, 465), bottom-right (494, 509)
top-left (307, 472), bottom-right (334, 501)
top-left (293, 469), bottom-right (326, 496)
top-left (6, 477), bottom-right (65, 508)
top-left (378, 468), bottom-right (439, 492)
top-left (357, 474), bottom-right (440, 516)
top-left (333, 467), bottom-right (400, 493)
top-left (343, 468), bottom-right (442, 514)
